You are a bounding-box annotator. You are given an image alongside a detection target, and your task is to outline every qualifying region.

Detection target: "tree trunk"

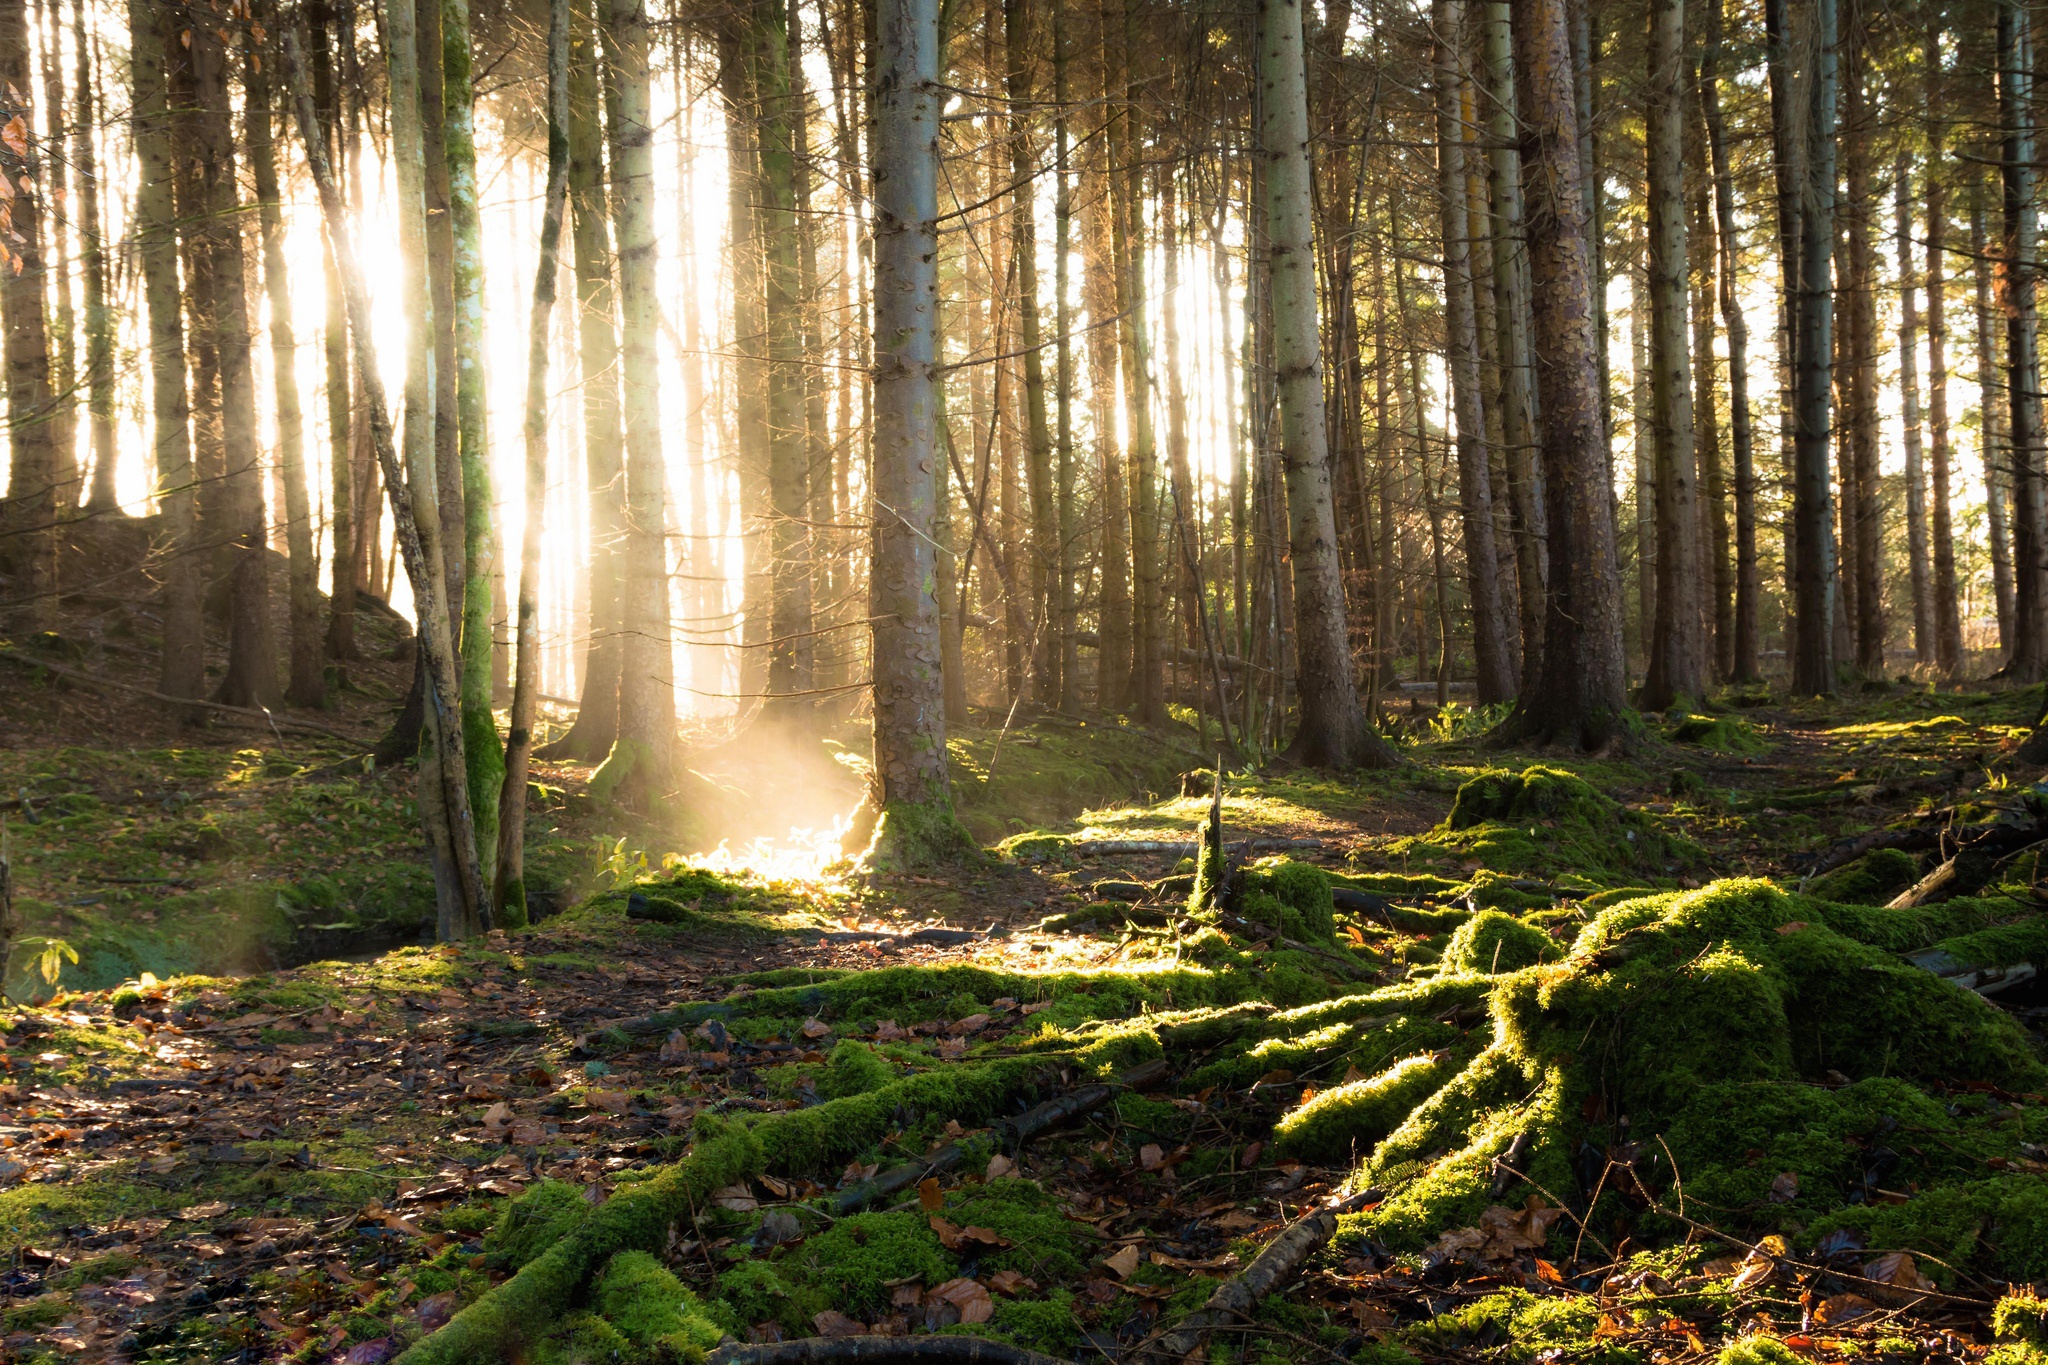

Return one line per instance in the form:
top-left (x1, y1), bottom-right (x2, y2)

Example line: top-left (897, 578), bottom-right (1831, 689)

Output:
top-left (498, 0), bottom-right (569, 931)
top-left (1973, 185), bottom-right (2015, 658)
top-left (540, 1), bottom-right (626, 761)
top-left (1765, 0), bottom-right (1802, 668)
top-left (443, 0), bottom-right (502, 866)
top-left (1434, 0), bottom-right (1514, 705)
top-left (1791, 0), bottom-right (1840, 696)
top-left (1258, 0), bottom-right (1394, 768)
top-left (1082, 124), bottom-right (1130, 712)
top-left (1005, 0), bottom-right (1056, 708)
top-left (1702, 0), bottom-right (1757, 682)
top-left (417, 0), bottom-right (462, 632)
top-left (1889, 155), bottom-right (1931, 669)
top-left (1688, 164), bottom-right (1729, 682)
top-left (1841, 38), bottom-right (1883, 678)
top-left (74, 0), bottom-right (113, 515)
top-left (866, 0), bottom-right (974, 863)
top-left (1052, 4), bottom-right (1078, 713)
top-left (1110, 0), bottom-right (1162, 725)
top-left (38, 0), bottom-right (72, 511)
top-left (2001, 0), bottom-right (2048, 681)
top-left (1640, 0), bottom-right (1702, 711)
top-left (594, 0), bottom-right (677, 805)
top-left (1500, 0), bottom-right (1628, 749)
top-left (131, 0), bottom-right (198, 700)
top-left (247, 1), bottom-right (326, 710)
top-left (316, 1), bottom-right (359, 665)
top-left (194, 19), bottom-right (277, 711)
top-left (1924, 29), bottom-right (1962, 678)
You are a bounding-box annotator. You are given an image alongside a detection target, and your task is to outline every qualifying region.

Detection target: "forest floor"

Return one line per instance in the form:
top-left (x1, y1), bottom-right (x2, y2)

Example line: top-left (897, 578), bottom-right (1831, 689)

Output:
top-left (3, 621), bottom-right (2048, 1365)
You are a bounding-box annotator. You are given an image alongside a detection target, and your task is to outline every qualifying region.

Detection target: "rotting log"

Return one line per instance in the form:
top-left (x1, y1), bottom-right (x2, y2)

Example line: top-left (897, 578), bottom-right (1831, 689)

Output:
top-left (1143, 1188), bottom-right (1382, 1362)
top-left (709, 1337), bottom-right (1077, 1365)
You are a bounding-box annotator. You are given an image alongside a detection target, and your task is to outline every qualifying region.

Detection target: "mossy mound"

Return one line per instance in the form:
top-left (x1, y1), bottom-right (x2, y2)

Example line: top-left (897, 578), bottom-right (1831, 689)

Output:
top-left (485, 1180), bottom-right (589, 1271)
top-left (1335, 878), bottom-right (2048, 1274)
top-left (1407, 766), bottom-right (1698, 878)
top-left (1671, 713), bottom-right (1769, 753)
top-left (1273, 1052), bottom-right (1458, 1164)
top-left (1805, 847), bottom-right (1921, 905)
top-left (1442, 910), bottom-right (1559, 974)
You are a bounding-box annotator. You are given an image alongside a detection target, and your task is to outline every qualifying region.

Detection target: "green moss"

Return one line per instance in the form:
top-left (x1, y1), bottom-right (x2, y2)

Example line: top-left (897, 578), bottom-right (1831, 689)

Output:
top-left (1415, 765), bottom-right (1699, 878)
top-left (820, 1039), bottom-right (896, 1098)
top-left (1671, 714), bottom-right (1769, 753)
top-left (484, 1179), bottom-right (589, 1272)
top-left (1996, 1295), bottom-right (2048, 1350)
top-left (997, 830), bottom-right (1072, 863)
top-left (1402, 1288), bottom-right (1630, 1365)
top-left (715, 1262), bottom-right (797, 1331)
top-left (1442, 910), bottom-right (1559, 974)
top-left (788, 1211), bottom-right (953, 1320)
top-left (589, 1250), bottom-right (723, 1359)
top-left (1268, 862), bottom-right (1336, 942)
top-left (982, 1290), bottom-right (1082, 1355)
top-left (942, 1178), bottom-right (1094, 1282)
top-left (865, 798), bottom-right (982, 869)
top-left (1718, 1338), bottom-right (1805, 1365)
top-left (1805, 848), bottom-right (1921, 905)
top-left (1273, 1052), bottom-right (1457, 1164)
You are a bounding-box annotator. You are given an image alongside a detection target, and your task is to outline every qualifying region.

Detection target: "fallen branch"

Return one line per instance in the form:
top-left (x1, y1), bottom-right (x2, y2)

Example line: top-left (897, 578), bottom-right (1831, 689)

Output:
top-left (0, 649), bottom-right (374, 749)
top-left (709, 1337), bottom-right (1076, 1365)
top-left (1145, 1188), bottom-right (1381, 1361)
top-left (1069, 838), bottom-right (1326, 858)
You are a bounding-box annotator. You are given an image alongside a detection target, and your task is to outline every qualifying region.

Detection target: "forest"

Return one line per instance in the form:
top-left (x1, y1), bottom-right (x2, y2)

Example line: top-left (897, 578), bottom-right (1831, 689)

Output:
top-left (7, 0), bottom-right (2048, 1360)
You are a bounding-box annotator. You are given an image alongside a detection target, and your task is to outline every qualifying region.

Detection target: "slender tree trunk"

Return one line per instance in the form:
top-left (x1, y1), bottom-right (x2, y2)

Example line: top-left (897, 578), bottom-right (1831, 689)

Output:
top-left (1007, 0), bottom-right (1056, 707)
top-left (1500, 0), bottom-right (1628, 748)
top-left (131, 0), bottom-right (197, 698)
top-left (1841, 37), bottom-right (1883, 677)
top-left (1765, 0), bottom-right (1802, 666)
top-left (1889, 154), bottom-right (1931, 669)
top-left (247, 2), bottom-right (326, 709)
top-left (1701, 0), bottom-right (1757, 681)
top-left (1689, 166), bottom-right (1730, 681)
top-left (595, 0), bottom-right (676, 803)
top-left (1924, 29), bottom-right (1961, 677)
top-left (1973, 184), bottom-right (2015, 657)
top-left (722, 33), bottom-right (772, 703)
top-left (1082, 128), bottom-right (1130, 712)
top-left (417, 0), bottom-right (462, 628)
top-left (1110, 0), bottom-right (1162, 724)
top-left (2002, 0), bottom-right (2048, 681)
top-left (39, 0), bottom-right (72, 510)
top-left (498, 0), bottom-right (568, 930)
top-left (541, 2), bottom-right (626, 760)
top-left (1052, 3), bottom-right (1078, 713)
top-left (1258, 0), bottom-right (1394, 768)
top-left (315, 2), bottom-right (358, 665)
top-left (1434, 0), bottom-right (1514, 704)
top-left (1791, 0), bottom-right (1840, 695)
top-left (866, 0), bottom-right (972, 861)
top-left (194, 20), bottom-right (277, 711)
top-left (73, 0), bottom-right (112, 515)
top-left (1640, 0), bottom-right (1702, 711)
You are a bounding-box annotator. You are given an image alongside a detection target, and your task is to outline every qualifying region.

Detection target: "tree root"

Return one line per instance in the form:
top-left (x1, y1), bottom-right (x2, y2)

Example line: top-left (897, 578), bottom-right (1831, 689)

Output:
top-left (708, 1335), bottom-right (1076, 1365)
top-left (1145, 1189), bottom-right (1381, 1362)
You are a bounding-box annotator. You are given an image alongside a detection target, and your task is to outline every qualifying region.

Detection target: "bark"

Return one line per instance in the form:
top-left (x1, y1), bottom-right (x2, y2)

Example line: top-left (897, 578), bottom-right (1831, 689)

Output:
top-left (1973, 186), bottom-right (2016, 656)
top-left (193, 19), bottom-right (277, 711)
top-left (498, 0), bottom-right (569, 931)
top-left (1110, 1), bottom-right (1162, 724)
top-left (1689, 168), bottom-right (1728, 682)
top-left (38, 0), bottom-right (71, 509)
top-left (1259, 0), bottom-right (1394, 769)
top-left (74, 0), bottom-right (113, 516)
top-left (722, 33), bottom-right (772, 703)
top-left (1006, 0), bottom-right (1056, 707)
top-left (0, 0), bottom-right (53, 634)
top-left (1889, 155), bottom-right (1930, 668)
top-left (1082, 130), bottom-right (1130, 713)
top-left (1765, 0), bottom-right (1802, 666)
top-left (866, 0), bottom-right (973, 861)
top-left (131, 0), bottom-right (198, 701)
top-left (1434, 0), bottom-right (1514, 705)
top-left (540, 3), bottom-right (626, 761)
top-left (1791, 0), bottom-right (1840, 696)
top-left (1702, 0), bottom-right (1757, 682)
top-left (1052, 5), bottom-right (1078, 713)
top-left (1640, 0), bottom-right (1702, 711)
top-left (444, 0), bottom-right (502, 863)
top-left (247, 1), bottom-right (326, 710)
top-left (283, 21), bottom-right (491, 939)
top-left (1924, 29), bottom-right (1961, 677)
top-left (417, 0), bottom-right (462, 628)
top-left (1841, 42), bottom-right (1882, 678)
top-left (1500, 0), bottom-right (1629, 750)
top-left (316, 2), bottom-right (359, 665)
top-left (597, 0), bottom-right (677, 805)
top-left (2002, 0), bottom-right (2048, 681)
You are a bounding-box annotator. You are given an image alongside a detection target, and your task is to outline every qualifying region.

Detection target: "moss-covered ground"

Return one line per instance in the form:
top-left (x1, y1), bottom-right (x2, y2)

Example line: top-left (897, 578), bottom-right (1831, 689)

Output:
top-left (2, 675), bottom-right (2047, 1365)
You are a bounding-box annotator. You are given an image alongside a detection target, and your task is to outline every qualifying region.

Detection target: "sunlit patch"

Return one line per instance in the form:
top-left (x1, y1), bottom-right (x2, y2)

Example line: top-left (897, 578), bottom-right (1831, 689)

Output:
top-left (693, 813), bottom-right (855, 887)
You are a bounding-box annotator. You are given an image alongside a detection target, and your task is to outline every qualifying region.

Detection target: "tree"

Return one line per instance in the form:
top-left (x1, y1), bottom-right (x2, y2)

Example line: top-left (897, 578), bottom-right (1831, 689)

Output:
top-left (1257, 0), bottom-right (1395, 769)
top-left (1639, 0), bottom-right (1703, 712)
top-left (1924, 25), bottom-right (1962, 677)
top-left (0, 0), bottom-right (55, 635)
top-left (1791, 0), bottom-right (1840, 696)
top-left (74, 0), bottom-right (114, 517)
top-left (2001, 0), bottom-right (2048, 680)
top-left (1498, 0), bottom-right (1629, 750)
top-left (865, 0), bottom-right (976, 863)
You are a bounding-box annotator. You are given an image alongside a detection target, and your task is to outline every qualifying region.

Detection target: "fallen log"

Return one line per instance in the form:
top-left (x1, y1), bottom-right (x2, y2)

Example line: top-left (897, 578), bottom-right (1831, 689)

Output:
top-left (1069, 837), bottom-right (1326, 858)
top-left (710, 1337), bottom-right (1076, 1365)
top-left (1144, 1187), bottom-right (1382, 1361)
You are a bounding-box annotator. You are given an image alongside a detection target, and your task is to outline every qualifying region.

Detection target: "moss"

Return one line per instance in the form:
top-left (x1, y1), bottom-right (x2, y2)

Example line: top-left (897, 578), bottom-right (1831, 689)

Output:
top-left (942, 1178), bottom-right (1094, 1282)
top-left (589, 1250), bottom-right (723, 1359)
top-left (1421, 765), bottom-right (1698, 878)
top-left (982, 1290), bottom-right (1082, 1356)
top-left (484, 1180), bottom-right (590, 1272)
top-left (820, 1039), bottom-right (896, 1099)
top-left (1268, 862), bottom-right (1336, 942)
top-left (1810, 1175), bottom-right (2048, 1284)
top-left (1442, 910), bottom-right (1559, 974)
top-left (865, 798), bottom-right (983, 869)
top-left (533, 1312), bottom-right (632, 1365)
top-left (787, 1211), bottom-right (953, 1322)
top-left (1273, 1052), bottom-right (1457, 1164)
top-left (715, 1262), bottom-right (797, 1330)
top-left (1402, 1287), bottom-right (1630, 1365)
top-left (1718, 1338), bottom-right (1805, 1365)
top-left (1996, 1294), bottom-right (2048, 1350)
top-left (1671, 713), bottom-right (1769, 753)
top-left (1805, 848), bottom-right (1922, 905)
top-left (996, 830), bottom-right (1072, 863)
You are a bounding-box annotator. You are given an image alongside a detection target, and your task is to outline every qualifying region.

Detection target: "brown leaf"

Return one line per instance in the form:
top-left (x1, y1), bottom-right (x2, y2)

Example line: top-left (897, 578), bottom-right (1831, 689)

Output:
top-left (1238, 1141), bottom-right (1264, 1168)
top-left (985, 1153), bottom-right (1015, 1180)
top-left (987, 1269), bottom-right (1037, 1295)
top-left (948, 1013), bottom-right (990, 1036)
top-left (714, 1183), bottom-right (759, 1212)
top-left (812, 1310), bottom-right (867, 1338)
top-left (801, 1018), bottom-right (832, 1039)
top-left (1813, 1294), bottom-right (1880, 1326)
top-left (508, 1118), bottom-right (546, 1146)
top-left (874, 1020), bottom-right (906, 1040)
top-left (1768, 1171), bottom-right (1800, 1204)
top-left (1861, 1252), bottom-right (1936, 1303)
top-left (585, 1089), bottom-right (631, 1114)
top-left (1104, 1243), bottom-right (1142, 1278)
top-left (1139, 1143), bottom-right (1164, 1171)
top-left (917, 1178), bottom-right (945, 1212)
top-left (932, 1277), bottom-right (994, 1325)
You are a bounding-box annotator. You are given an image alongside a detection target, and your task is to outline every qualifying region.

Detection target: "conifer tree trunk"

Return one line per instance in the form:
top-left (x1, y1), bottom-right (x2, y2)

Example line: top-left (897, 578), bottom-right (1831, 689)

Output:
top-left (1434, 0), bottom-right (1514, 705)
top-left (194, 20), bottom-right (278, 711)
top-left (2001, 0), bottom-right (2048, 680)
top-left (133, 0), bottom-right (198, 698)
top-left (248, 2), bottom-right (326, 709)
top-left (0, 0), bottom-right (51, 634)
top-left (417, 0), bottom-right (462, 626)
top-left (1791, 0), bottom-right (1840, 695)
top-left (39, 0), bottom-right (72, 509)
top-left (1689, 168), bottom-right (1729, 681)
top-left (1052, 2), bottom-right (1078, 713)
top-left (1841, 39), bottom-right (1883, 678)
top-left (1925, 29), bottom-right (1962, 677)
top-left (1500, 0), bottom-right (1629, 749)
top-left (1111, 0), bottom-right (1162, 724)
top-left (1082, 125), bottom-right (1130, 712)
top-left (721, 33), bottom-right (772, 702)
top-left (499, 0), bottom-right (569, 929)
top-left (865, 0), bottom-right (974, 862)
top-left (594, 0), bottom-right (677, 803)
top-left (1640, 0), bottom-right (1702, 711)
top-left (1765, 0), bottom-right (1802, 665)
top-left (541, 2), bottom-right (626, 760)
top-left (1894, 156), bottom-right (1931, 668)
top-left (1257, 0), bottom-right (1394, 768)
top-left (1006, 0), bottom-right (1057, 707)
top-left (1973, 185), bottom-right (2015, 657)
top-left (74, 0), bottom-right (113, 516)
top-left (1702, 0), bottom-right (1756, 681)
top-left (316, 2), bottom-right (357, 664)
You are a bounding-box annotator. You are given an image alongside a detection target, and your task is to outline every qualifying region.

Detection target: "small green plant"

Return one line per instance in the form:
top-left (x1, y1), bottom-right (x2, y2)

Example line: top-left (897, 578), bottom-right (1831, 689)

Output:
top-left (17, 936), bottom-right (78, 987)
top-left (591, 835), bottom-right (649, 890)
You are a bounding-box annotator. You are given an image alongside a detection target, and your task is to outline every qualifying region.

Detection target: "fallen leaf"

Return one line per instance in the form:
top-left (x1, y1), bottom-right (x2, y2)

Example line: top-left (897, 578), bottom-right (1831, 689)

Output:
top-left (1534, 1259), bottom-right (1565, 1285)
top-left (1777, 921), bottom-right (1810, 935)
top-left (1812, 1293), bottom-right (1880, 1326)
top-left (1768, 1171), bottom-right (1800, 1204)
top-left (714, 1183), bottom-right (759, 1212)
top-left (801, 1018), bottom-right (832, 1039)
top-left (932, 1277), bottom-right (994, 1325)
top-left (508, 1118), bottom-right (546, 1146)
top-left (918, 1178), bottom-right (944, 1212)
top-left (176, 1201), bottom-right (231, 1221)
top-left (1861, 1251), bottom-right (1936, 1303)
top-left (813, 1310), bottom-right (866, 1338)
top-left (1104, 1244), bottom-right (1141, 1278)
top-left (1239, 1141), bottom-right (1264, 1168)
top-left (948, 1013), bottom-right (990, 1036)
top-left (986, 1153), bottom-right (1015, 1180)
top-left (987, 1269), bottom-right (1037, 1295)
top-left (1139, 1143), bottom-right (1164, 1171)
top-left (875, 1020), bottom-right (905, 1040)
top-left (586, 1089), bottom-right (632, 1114)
